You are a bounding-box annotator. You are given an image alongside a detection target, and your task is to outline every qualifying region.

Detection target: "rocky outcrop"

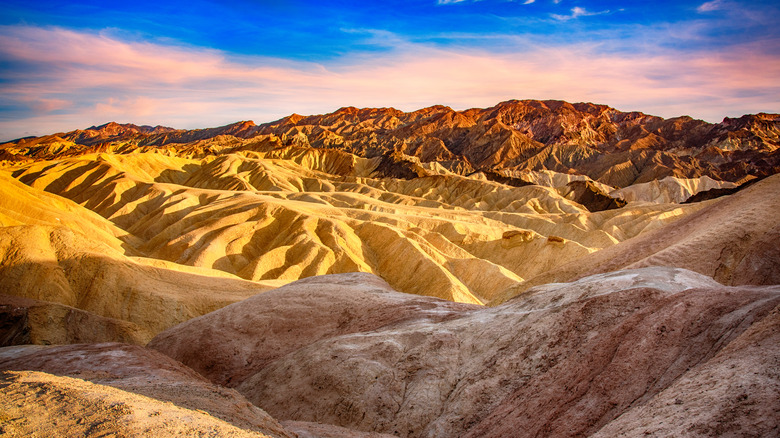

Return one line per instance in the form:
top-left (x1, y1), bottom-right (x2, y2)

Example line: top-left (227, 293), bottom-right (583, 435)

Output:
top-left (557, 179), bottom-right (626, 211)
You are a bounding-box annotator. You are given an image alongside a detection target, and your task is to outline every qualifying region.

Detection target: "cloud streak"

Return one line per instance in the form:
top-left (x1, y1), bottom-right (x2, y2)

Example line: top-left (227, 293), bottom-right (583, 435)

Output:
top-left (1, 25), bottom-right (779, 140)
top-left (697, 0), bottom-right (726, 13)
top-left (551, 7), bottom-right (609, 21)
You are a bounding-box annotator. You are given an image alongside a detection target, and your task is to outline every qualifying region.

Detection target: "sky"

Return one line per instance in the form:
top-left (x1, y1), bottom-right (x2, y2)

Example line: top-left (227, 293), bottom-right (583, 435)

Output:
top-left (1, 0), bottom-right (779, 141)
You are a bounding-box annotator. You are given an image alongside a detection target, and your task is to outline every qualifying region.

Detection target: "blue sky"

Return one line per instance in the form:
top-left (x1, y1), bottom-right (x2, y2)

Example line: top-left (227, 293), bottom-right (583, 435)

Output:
top-left (1, 0), bottom-right (779, 140)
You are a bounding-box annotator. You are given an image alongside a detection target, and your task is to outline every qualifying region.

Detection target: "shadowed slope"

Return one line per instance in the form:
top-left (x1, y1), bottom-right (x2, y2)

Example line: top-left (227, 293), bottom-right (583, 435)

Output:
top-left (0, 294), bottom-right (146, 346)
top-left (0, 169), bottom-right (280, 344)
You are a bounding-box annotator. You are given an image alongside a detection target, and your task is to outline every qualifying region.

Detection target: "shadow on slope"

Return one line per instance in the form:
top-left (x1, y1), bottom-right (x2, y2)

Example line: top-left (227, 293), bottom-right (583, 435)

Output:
top-left (0, 225), bottom-right (278, 344)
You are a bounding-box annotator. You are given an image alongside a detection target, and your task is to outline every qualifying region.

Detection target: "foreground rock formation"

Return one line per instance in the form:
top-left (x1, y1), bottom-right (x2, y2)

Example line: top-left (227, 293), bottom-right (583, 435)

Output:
top-left (147, 270), bottom-right (780, 437)
top-left (3, 268), bottom-right (778, 437)
top-left (1, 100), bottom-right (779, 437)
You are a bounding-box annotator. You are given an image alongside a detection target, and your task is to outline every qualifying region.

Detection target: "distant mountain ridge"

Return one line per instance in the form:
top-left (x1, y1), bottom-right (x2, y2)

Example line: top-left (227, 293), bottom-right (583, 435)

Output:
top-left (3, 99), bottom-right (779, 188)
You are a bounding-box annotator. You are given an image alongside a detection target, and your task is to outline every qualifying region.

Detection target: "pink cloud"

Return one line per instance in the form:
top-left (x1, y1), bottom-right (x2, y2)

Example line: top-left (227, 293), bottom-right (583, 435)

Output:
top-left (29, 98), bottom-right (71, 114)
top-left (1, 25), bottom-right (779, 140)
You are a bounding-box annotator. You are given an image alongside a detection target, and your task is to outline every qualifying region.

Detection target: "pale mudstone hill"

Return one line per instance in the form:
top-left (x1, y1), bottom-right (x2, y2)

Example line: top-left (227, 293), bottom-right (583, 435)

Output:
top-left (609, 175), bottom-right (739, 204)
top-left (0, 172), bottom-right (280, 344)
top-left (149, 269), bottom-right (780, 438)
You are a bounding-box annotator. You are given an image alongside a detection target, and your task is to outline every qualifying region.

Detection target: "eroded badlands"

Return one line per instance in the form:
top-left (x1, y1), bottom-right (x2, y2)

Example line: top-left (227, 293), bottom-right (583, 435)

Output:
top-left (1, 101), bottom-right (779, 437)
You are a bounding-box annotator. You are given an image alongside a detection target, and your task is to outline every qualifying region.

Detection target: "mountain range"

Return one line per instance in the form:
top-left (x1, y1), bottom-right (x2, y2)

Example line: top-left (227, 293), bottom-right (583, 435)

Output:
top-left (5, 100), bottom-right (779, 187)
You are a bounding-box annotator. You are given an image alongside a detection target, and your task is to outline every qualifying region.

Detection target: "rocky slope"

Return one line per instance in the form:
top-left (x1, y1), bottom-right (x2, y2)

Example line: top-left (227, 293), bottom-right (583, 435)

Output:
top-left (0, 342), bottom-right (293, 437)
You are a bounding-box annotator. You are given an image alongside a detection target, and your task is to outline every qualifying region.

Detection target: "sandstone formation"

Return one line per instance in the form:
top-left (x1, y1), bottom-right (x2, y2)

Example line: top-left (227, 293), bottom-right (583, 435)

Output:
top-left (3, 101), bottom-right (779, 186)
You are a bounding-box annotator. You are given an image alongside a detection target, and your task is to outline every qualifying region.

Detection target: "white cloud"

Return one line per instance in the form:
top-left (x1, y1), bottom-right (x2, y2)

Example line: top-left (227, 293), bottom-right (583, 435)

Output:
top-left (1, 25), bottom-right (779, 140)
top-left (523, 0), bottom-right (536, 4)
top-left (697, 0), bottom-right (726, 12)
top-left (551, 6), bottom-right (609, 21)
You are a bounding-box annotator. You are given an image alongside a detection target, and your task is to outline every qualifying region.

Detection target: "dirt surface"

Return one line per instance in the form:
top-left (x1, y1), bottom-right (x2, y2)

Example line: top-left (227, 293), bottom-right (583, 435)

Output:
top-left (282, 421), bottom-right (398, 438)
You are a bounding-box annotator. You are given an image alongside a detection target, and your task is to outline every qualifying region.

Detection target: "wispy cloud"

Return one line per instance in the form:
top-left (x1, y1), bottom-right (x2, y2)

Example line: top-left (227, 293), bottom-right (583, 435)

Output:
top-left (551, 7), bottom-right (609, 21)
top-left (1, 25), bottom-right (779, 140)
top-left (697, 0), bottom-right (726, 13)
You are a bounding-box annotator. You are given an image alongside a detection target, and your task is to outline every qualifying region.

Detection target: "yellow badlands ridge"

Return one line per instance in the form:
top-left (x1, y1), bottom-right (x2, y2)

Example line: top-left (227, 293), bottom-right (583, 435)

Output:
top-left (3, 151), bottom-right (699, 317)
